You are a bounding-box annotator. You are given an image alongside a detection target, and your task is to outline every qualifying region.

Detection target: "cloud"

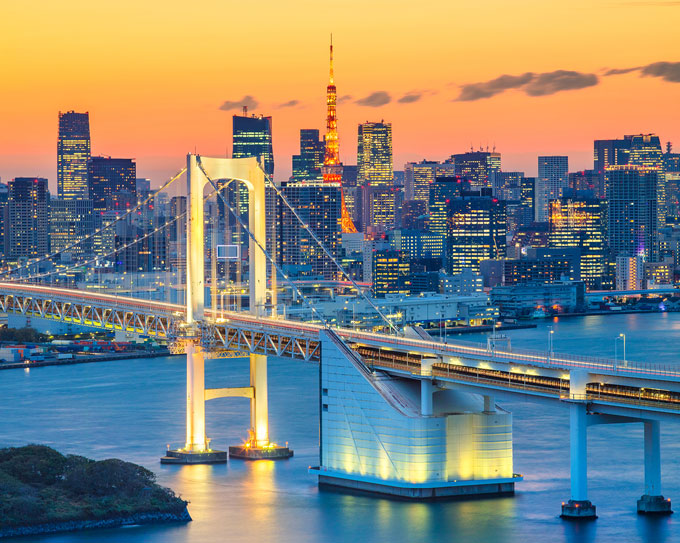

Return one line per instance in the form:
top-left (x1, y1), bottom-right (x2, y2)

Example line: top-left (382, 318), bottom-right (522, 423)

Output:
top-left (604, 67), bottom-right (641, 75)
top-left (524, 70), bottom-right (598, 96)
top-left (355, 91), bottom-right (391, 107)
top-left (457, 73), bottom-right (534, 101)
top-left (456, 70), bottom-right (598, 101)
top-left (398, 93), bottom-right (422, 103)
top-left (641, 61), bottom-right (680, 82)
top-left (277, 99), bottom-right (300, 108)
top-left (604, 61), bottom-right (680, 82)
top-left (338, 95), bottom-right (353, 103)
top-left (219, 95), bottom-right (258, 111)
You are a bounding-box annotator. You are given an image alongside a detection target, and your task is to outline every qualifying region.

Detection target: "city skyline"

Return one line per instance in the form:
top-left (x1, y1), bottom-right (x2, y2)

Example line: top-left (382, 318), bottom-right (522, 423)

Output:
top-left (1, 1), bottom-right (679, 189)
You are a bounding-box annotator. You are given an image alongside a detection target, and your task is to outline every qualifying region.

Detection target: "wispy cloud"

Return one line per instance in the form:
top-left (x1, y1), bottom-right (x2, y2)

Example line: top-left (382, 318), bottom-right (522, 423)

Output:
top-left (355, 91), bottom-right (391, 107)
top-left (219, 95), bottom-right (259, 111)
top-left (605, 61), bottom-right (680, 82)
top-left (457, 73), bottom-right (534, 101)
top-left (338, 94), bottom-right (353, 104)
top-left (277, 99), bottom-right (300, 108)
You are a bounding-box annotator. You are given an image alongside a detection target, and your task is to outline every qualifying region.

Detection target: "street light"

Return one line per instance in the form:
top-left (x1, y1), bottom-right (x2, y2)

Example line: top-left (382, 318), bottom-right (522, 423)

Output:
top-left (615, 333), bottom-right (626, 368)
top-left (548, 325), bottom-right (554, 358)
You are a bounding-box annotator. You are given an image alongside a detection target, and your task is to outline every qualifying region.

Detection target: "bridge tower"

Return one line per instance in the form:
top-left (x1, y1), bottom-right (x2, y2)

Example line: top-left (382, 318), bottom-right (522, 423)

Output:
top-left (162, 154), bottom-right (291, 464)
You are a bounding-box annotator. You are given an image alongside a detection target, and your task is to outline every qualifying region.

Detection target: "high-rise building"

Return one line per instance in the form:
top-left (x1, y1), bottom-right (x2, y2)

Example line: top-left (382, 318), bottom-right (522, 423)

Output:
top-left (372, 249), bottom-right (410, 297)
top-left (535, 156), bottom-right (568, 222)
top-left (594, 138), bottom-right (631, 192)
top-left (568, 170), bottom-right (601, 198)
top-left (404, 160), bottom-right (437, 204)
top-left (362, 186), bottom-right (402, 232)
top-left (449, 151), bottom-right (501, 189)
top-left (0, 182), bottom-right (7, 259)
top-left (446, 190), bottom-right (506, 275)
top-left (232, 114), bottom-right (274, 176)
top-left (88, 156), bottom-right (136, 213)
top-left (548, 191), bottom-right (608, 290)
top-left (428, 175), bottom-right (470, 238)
top-left (57, 111), bottom-right (91, 200)
top-left (277, 180), bottom-right (342, 279)
top-left (4, 177), bottom-right (48, 260)
top-left (626, 134), bottom-right (666, 226)
top-left (49, 199), bottom-right (94, 257)
top-left (292, 129), bottom-right (324, 181)
top-left (357, 121), bottom-right (393, 187)
top-left (494, 171), bottom-right (524, 201)
top-left (606, 166), bottom-right (660, 261)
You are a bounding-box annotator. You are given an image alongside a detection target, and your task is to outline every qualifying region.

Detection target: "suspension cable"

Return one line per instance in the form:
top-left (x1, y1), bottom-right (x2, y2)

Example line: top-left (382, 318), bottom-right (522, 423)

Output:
top-left (196, 158), bottom-right (332, 329)
top-left (0, 167), bottom-right (187, 278)
top-left (261, 171), bottom-right (401, 335)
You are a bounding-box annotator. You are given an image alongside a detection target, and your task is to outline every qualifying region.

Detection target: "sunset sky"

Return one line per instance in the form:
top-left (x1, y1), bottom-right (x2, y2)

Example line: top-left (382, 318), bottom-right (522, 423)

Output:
top-left (1, 0), bottom-right (679, 190)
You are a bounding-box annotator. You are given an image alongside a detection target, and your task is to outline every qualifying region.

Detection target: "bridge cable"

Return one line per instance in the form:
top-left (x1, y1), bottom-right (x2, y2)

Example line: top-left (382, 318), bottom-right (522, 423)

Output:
top-left (0, 168), bottom-right (187, 278)
top-left (261, 171), bottom-right (401, 335)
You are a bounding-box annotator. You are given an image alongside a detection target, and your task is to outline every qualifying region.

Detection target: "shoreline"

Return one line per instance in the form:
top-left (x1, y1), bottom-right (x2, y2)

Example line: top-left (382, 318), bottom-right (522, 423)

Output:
top-left (0, 350), bottom-right (180, 371)
top-left (0, 508), bottom-right (191, 539)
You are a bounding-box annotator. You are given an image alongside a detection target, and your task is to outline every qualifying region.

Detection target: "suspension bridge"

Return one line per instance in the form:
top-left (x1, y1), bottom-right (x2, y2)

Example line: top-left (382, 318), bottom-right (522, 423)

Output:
top-left (1, 155), bottom-right (679, 519)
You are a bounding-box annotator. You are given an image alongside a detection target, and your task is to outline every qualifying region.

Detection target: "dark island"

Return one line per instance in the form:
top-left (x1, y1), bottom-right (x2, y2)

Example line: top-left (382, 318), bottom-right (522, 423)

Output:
top-left (0, 445), bottom-right (190, 538)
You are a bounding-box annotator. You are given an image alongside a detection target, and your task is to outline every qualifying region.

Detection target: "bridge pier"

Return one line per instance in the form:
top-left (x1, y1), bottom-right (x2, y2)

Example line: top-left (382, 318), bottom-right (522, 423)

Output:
top-left (561, 402), bottom-right (597, 519)
top-left (421, 379), bottom-right (433, 416)
top-left (638, 420), bottom-right (672, 514)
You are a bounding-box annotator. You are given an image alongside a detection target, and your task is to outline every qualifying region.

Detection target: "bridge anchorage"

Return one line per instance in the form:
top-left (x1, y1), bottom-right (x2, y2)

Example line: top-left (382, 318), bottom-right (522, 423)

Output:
top-left (161, 154), bottom-right (293, 464)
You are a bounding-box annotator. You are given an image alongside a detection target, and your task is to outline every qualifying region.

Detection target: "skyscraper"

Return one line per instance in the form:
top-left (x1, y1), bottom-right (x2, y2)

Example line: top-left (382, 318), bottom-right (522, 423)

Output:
top-left (0, 182), bottom-right (7, 259)
top-left (626, 134), bottom-right (666, 226)
top-left (606, 166), bottom-right (660, 261)
top-left (232, 114), bottom-right (274, 176)
top-left (404, 160), bottom-right (437, 204)
top-left (549, 190), bottom-right (608, 290)
top-left (292, 129), bottom-right (324, 181)
top-left (594, 138), bottom-right (631, 190)
top-left (357, 121), bottom-right (393, 186)
top-left (446, 190), bottom-right (506, 275)
top-left (88, 156), bottom-right (137, 213)
top-left (449, 151), bottom-right (501, 189)
top-left (277, 180), bottom-right (342, 279)
top-left (5, 177), bottom-right (48, 260)
top-left (57, 111), bottom-right (91, 200)
top-left (535, 156), bottom-right (568, 222)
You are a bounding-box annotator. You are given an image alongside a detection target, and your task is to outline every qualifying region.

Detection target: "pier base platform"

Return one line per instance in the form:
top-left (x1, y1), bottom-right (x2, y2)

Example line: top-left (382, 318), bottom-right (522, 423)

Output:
top-left (561, 500), bottom-right (597, 519)
top-left (229, 444), bottom-right (293, 460)
top-left (160, 449), bottom-right (227, 464)
top-left (311, 468), bottom-right (520, 500)
top-left (637, 495), bottom-right (673, 515)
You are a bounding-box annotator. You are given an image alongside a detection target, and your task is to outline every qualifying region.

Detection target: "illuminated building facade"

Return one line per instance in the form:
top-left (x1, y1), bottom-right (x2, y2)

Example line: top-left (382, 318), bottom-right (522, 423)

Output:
top-left (449, 151), bottom-right (501, 189)
top-left (389, 229), bottom-right (445, 259)
top-left (57, 111), bottom-right (91, 200)
top-left (5, 177), bottom-right (48, 260)
top-left (88, 156), bottom-right (136, 213)
top-left (49, 199), bottom-right (94, 256)
top-left (357, 121), bottom-right (393, 186)
top-left (363, 186), bottom-right (401, 232)
top-left (277, 180), bottom-right (342, 279)
top-left (446, 191), bottom-right (506, 275)
top-left (404, 160), bottom-right (437, 204)
top-left (549, 191), bottom-right (607, 290)
top-left (0, 182), bottom-right (7, 260)
top-left (292, 129), bottom-right (324, 181)
top-left (535, 156), bottom-right (568, 222)
top-left (372, 249), bottom-right (410, 297)
top-left (606, 166), bottom-right (659, 261)
top-left (232, 114), bottom-right (274, 176)
top-left (428, 175), bottom-right (470, 238)
top-left (568, 170), bottom-right (601, 198)
top-left (494, 171), bottom-right (524, 201)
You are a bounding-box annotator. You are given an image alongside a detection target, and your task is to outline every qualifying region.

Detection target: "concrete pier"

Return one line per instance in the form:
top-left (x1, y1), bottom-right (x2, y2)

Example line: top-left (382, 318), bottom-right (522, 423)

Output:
top-left (561, 402), bottom-right (597, 519)
top-left (637, 420), bottom-right (672, 515)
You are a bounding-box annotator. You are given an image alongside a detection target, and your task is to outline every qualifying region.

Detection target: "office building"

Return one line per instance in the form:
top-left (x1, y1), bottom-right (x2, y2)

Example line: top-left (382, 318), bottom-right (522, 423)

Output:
top-left (491, 281), bottom-right (586, 318)
top-left (0, 182), bottom-right (7, 259)
top-left (372, 249), bottom-right (410, 297)
top-left (568, 170), bottom-right (601, 198)
top-left (615, 255), bottom-right (645, 291)
top-left (88, 156), bottom-right (136, 213)
top-left (549, 191), bottom-right (608, 290)
top-left (606, 166), bottom-right (660, 261)
top-left (494, 171), bottom-right (524, 201)
top-left (535, 156), bottom-right (568, 222)
top-left (446, 190), bottom-right (506, 274)
top-left (357, 121), bottom-right (393, 186)
top-left (232, 114), bottom-right (274, 176)
top-left (428, 175), bottom-right (470, 237)
top-left (363, 186), bottom-right (401, 232)
top-left (292, 129), bottom-right (325, 181)
top-left (57, 111), bottom-right (91, 200)
top-left (404, 160), bottom-right (437, 204)
top-left (277, 181), bottom-right (341, 279)
top-left (594, 138), bottom-right (631, 194)
top-left (49, 199), bottom-right (94, 257)
top-left (4, 177), bottom-right (48, 260)
top-left (389, 229), bottom-right (445, 260)
top-left (448, 151), bottom-right (501, 189)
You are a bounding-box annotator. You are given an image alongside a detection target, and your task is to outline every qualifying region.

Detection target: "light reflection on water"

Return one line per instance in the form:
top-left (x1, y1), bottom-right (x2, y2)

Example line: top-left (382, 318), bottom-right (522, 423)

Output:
top-left (1, 313), bottom-right (680, 542)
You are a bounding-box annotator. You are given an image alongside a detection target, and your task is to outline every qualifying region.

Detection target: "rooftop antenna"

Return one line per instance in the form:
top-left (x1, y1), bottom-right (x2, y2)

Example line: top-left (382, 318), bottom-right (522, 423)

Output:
top-left (242, 105), bottom-right (248, 116)
top-left (667, 141), bottom-right (672, 154)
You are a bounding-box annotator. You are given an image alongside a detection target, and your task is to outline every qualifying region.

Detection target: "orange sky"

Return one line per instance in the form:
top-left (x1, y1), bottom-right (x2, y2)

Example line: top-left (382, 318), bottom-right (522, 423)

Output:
top-left (1, 0), bottom-right (679, 189)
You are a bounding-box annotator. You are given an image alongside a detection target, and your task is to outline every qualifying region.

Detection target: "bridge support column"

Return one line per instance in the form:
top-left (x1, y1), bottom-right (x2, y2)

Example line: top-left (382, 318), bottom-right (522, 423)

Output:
top-left (638, 420), bottom-right (672, 514)
top-left (483, 395), bottom-right (495, 414)
top-left (421, 379), bottom-right (433, 416)
top-left (228, 353), bottom-right (293, 460)
top-left (561, 402), bottom-right (596, 519)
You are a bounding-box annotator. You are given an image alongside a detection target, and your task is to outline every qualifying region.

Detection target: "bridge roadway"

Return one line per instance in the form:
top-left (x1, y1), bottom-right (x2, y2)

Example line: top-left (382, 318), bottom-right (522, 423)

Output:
top-left (2, 282), bottom-right (680, 417)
